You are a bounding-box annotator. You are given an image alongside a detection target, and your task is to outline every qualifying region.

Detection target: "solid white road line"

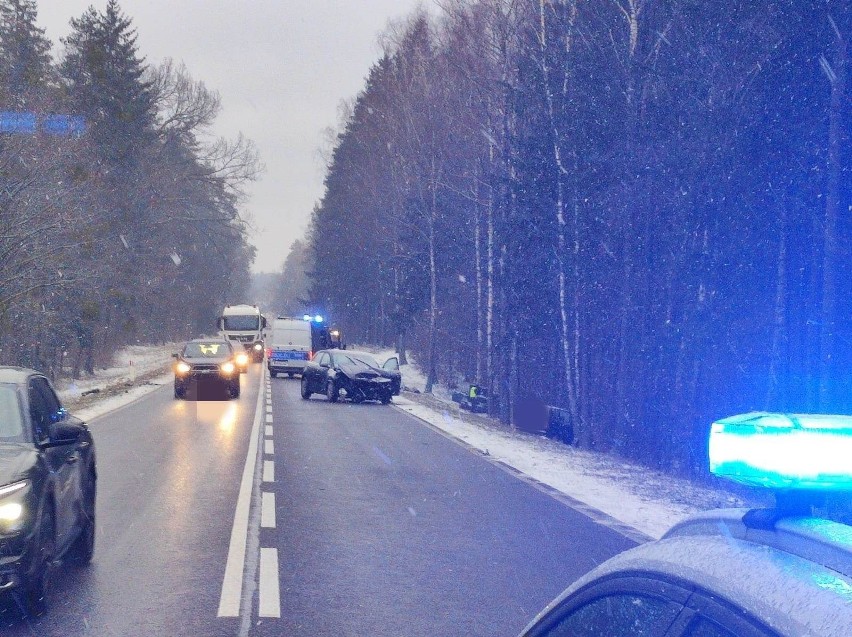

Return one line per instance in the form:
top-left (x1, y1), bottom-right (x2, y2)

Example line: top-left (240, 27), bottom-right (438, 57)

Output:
top-left (258, 548), bottom-right (281, 618)
top-left (263, 460), bottom-right (275, 483)
top-left (265, 439), bottom-right (274, 455)
top-left (217, 370), bottom-right (265, 617)
top-left (261, 492), bottom-right (276, 528)
top-left (265, 425), bottom-right (273, 437)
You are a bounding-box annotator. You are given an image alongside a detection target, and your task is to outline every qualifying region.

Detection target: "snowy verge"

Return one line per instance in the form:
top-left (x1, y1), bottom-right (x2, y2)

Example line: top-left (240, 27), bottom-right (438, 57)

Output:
top-left (54, 344), bottom-right (178, 422)
top-left (358, 344), bottom-right (757, 541)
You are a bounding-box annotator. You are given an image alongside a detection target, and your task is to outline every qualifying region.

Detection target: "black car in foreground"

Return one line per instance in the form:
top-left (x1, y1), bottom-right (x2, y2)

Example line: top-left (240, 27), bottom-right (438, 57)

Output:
top-left (0, 367), bottom-right (96, 616)
top-left (301, 350), bottom-right (399, 404)
top-left (173, 338), bottom-right (241, 400)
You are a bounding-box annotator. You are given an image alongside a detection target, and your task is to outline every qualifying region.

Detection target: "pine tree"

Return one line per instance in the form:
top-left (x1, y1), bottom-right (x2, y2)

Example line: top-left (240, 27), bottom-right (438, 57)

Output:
top-left (0, 0), bottom-right (54, 104)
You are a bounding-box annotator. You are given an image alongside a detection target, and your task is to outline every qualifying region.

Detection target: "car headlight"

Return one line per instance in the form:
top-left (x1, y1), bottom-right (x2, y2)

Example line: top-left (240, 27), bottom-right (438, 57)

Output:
top-left (0, 480), bottom-right (29, 532)
top-left (235, 353), bottom-right (249, 366)
top-left (175, 361), bottom-right (191, 374)
top-left (221, 362), bottom-right (236, 375)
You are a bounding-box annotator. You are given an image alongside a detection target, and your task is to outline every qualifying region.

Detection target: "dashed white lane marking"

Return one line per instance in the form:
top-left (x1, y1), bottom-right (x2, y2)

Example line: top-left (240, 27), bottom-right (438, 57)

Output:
top-left (258, 548), bottom-right (281, 618)
top-left (265, 425), bottom-right (273, 437)
top-left (263, 460), bottom-right (275, 483)
top-left (264, 439), bottom-right (274, 455)
top-left (218, 370), bottom-right (265, 617)
top-left (265, 414), bottom-right (273, 423)
top-left (261, 492), bottom-right (276, 528)
top-left (266, 405), bottom-right (272, 414)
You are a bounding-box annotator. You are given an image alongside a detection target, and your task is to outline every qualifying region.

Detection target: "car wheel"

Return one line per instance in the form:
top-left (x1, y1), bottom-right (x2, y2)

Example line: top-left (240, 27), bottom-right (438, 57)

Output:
top-left (326, 379), bottom-right (339, 403)
top-left (19, 503), bottom-right (55, 616)
top-left (351, 392), bottom-right (364, 404)
top-left (301, 376), bottom-right (312, 400)
top-left (230, 382), bottom-right (241, 399)
top-left (174, 383), bottom-right (185, 399)
top-left (380, 392), bottom-right (392, 405)
top-left (67, 471), bottom-right (96, 565)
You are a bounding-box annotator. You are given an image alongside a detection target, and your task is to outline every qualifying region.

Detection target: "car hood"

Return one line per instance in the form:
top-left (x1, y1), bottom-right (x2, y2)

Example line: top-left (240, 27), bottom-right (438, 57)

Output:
top-left (0, 443), bottom-right (38, 485)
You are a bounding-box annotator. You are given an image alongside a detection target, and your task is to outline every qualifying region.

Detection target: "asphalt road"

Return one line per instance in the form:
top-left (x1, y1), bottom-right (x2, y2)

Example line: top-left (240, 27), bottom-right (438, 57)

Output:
top-left (0, 366), bottom-right (637, 636)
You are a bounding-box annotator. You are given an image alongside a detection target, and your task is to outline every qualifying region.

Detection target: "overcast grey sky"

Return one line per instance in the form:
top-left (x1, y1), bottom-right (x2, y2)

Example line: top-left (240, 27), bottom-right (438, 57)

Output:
top-left (36, 1), bottom-right (431, 272)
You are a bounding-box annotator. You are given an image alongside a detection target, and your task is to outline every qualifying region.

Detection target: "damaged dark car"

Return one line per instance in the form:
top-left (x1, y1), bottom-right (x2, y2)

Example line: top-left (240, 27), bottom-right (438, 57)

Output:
top-left (300, 350), bottom-right (398, 404)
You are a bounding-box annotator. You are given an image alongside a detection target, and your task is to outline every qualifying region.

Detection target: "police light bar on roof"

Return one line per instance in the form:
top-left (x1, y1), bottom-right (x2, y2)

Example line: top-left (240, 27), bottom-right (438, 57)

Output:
top-left (709, 412), bottom-right (852, 491)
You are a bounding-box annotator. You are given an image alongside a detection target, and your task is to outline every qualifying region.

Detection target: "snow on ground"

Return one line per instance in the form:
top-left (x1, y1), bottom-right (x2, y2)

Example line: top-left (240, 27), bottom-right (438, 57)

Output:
top-left (358, 344), bottom-right (758, 541)
top-left (57, 342), bottom-right (758, 541)
top-left (54, 343), bottom-right (178, 422)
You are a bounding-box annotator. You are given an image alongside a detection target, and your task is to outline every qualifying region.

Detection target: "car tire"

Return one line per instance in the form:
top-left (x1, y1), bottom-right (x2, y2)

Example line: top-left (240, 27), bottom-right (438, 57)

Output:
top-left (380, 392), bottom-right (392, 405)
top-left (301, 376), bottom-right (312, 400)
top-left (326, 379), bottom-right (339, 403)
top-left (230, 382), bottom-right (241, 399)
top-left (174, 384), bottom-right (185, 399)
top-left (67, 472), bottom-right (96, 566)
top-left (19, 503), bottom-right (55, 616)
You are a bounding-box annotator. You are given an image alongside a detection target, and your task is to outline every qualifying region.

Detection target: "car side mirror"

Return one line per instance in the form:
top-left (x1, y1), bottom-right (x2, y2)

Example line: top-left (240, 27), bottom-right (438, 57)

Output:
top-left (46, 420), bottom-right (84, 447)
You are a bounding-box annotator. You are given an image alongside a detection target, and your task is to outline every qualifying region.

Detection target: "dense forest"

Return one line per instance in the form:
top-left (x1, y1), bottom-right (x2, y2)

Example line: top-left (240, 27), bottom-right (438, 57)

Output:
top-left (306, 0), bottom-right (850, 476)
top-left (0, 0), bottom-right (259, 377)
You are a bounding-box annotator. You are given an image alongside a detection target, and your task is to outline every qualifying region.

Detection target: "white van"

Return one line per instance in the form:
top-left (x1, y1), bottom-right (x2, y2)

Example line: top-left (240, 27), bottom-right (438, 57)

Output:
top-left (267, 318), bottom-right (312, 377)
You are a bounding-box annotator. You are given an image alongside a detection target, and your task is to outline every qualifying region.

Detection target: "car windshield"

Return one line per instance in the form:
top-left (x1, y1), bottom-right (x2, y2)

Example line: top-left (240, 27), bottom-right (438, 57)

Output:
top-left (222, 316), bottom-right (260, 331)
top-left (346, 352), bottom-right (380, 368)
top-left (183, 342), bottom-right (229, 358)
top-left (0, 385), bottom-right (25, 443)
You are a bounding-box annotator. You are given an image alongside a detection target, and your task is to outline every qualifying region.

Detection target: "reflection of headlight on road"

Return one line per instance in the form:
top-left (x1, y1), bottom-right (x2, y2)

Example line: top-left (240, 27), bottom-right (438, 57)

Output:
top-left (235, 353), bottom-right (249, 366)
top-left (253, 343), bottom-right (262, 351)
top-left (221, 362), bottom-right (236, 374)
top-left (176, 362), bottom-right (191, 374)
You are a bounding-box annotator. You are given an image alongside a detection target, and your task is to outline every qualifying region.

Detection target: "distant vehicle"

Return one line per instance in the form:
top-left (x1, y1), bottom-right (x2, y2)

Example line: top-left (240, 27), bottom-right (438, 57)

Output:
top-left (520, 412), bottom-right (852, 637)
top-left (217, 304), bottom-right (267, 362)
top-left (173, 338), bottom-right (241, 399)
top-left (267, 317), bottom-right (313, 377)
top-left (0, 367), bottom-right (97, 616)
top-left (301, 349), bottom-right (397, 404)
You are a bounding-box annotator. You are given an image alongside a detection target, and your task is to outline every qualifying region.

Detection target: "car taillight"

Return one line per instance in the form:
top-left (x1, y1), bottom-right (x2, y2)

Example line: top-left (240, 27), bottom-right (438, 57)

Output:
top-left (309, 351), bottom-right (313, 361)
top-left (265, 348), bottom-right (272, 358)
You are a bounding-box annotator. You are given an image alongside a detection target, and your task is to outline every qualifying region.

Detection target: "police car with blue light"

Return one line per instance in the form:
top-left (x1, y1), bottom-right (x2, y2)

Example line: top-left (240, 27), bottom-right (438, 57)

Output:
top-left (520, 412), bottom-right (852, 637)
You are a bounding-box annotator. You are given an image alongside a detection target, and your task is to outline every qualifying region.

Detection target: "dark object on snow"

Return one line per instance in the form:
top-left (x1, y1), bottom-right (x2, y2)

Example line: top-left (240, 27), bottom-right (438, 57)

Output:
top-left (459, 384), bottom-right (489, 413)
top-left (81, 388), bottom-right (101, 396)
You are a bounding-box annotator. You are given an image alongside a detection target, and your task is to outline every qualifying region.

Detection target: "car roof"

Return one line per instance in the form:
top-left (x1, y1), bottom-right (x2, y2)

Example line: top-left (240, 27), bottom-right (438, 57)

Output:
top-left (539, 508), bottom-right (852, 637)
top-left (0, 366), bottom-right (39, 384)
top-left (186, 338), bottom-right (229, 344)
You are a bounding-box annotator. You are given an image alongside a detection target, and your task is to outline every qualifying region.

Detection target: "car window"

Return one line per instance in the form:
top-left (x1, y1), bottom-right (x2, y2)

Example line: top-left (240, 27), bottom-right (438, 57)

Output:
top-left (183, 342), bottom-right (228, 358)
top-left (28, 377), bottom-right (57, 441)
top-left (317, 352), bottom-right (330, 366)
top-left (348, 353), bottom-right (380, 368)
top-left (0, 385), bottom-right (25, 442)
top-left (542, 593), bottom-right (681, 637)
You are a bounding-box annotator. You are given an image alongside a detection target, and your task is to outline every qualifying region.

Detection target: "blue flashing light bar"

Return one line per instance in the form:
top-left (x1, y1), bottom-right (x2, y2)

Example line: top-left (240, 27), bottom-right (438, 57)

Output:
top-left (709, 412), bottom-right (852, 491)
top-left (314, 315), bottom-right (323, 323)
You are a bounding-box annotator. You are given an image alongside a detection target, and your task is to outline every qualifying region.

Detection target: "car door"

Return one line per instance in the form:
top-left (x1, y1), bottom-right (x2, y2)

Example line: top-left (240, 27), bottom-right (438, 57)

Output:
top-left (28, 376), bottom-right (82, 551)
top-left (312, 352), bottom-right (330, 391)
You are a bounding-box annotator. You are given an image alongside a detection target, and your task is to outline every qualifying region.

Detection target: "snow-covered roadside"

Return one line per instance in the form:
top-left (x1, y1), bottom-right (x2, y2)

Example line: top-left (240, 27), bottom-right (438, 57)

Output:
top-left (358, 345), bottom-right (759, 541)
top-left (54, 344), bottom-right (178, 422)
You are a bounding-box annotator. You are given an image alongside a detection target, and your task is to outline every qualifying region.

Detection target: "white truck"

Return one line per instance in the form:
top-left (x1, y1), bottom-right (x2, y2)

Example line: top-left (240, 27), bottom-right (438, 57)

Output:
top-left (217, 304), bottom-right (267, 362)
